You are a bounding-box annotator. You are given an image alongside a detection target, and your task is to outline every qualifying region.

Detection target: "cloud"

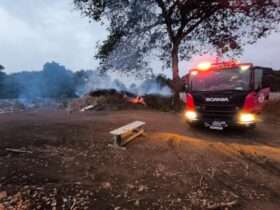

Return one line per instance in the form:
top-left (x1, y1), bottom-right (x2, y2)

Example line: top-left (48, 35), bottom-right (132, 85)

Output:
top-left (240, 32), bottom-right (280, 69)
top-left (0, 0), bottom-right (107, 73)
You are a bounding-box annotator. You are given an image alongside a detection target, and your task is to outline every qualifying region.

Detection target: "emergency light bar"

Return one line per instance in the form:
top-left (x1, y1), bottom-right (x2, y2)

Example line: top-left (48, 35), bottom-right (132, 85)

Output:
top-left (194, 60), bottom-right (253, 71)
top-left (197, 62), bottom-right (212, 71)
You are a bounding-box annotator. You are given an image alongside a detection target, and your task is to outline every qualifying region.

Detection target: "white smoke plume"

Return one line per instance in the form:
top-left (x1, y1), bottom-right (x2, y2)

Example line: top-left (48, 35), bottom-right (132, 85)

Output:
top-left (79, 71), bottom-right (172, 96)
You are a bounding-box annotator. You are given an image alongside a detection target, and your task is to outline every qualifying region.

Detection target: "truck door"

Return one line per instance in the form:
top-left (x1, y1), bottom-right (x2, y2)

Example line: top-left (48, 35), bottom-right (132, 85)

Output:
top-left (254, 68), bottom-right (270, 112)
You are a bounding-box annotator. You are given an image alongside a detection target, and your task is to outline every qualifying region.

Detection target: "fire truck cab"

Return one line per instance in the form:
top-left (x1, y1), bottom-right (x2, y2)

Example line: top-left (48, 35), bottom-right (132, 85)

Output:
top-left (185, 61), bottom-right (270, 130)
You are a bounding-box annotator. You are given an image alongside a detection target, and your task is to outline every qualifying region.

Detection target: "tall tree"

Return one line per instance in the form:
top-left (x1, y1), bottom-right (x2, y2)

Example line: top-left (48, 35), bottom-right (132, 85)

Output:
top-left (75, 0), bottom-right (280, 92)
top-left (0, 65), bottom-right (6, 98)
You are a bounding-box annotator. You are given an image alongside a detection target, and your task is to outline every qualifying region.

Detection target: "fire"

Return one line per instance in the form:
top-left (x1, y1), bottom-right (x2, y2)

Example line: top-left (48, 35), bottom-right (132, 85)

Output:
top-left (127, 96), bottom-right (146, 105)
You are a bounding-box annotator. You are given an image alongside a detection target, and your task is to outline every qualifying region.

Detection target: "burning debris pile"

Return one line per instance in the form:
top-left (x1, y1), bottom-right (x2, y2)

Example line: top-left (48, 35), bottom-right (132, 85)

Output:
top-left (68, 72), bottom-right (182, 111)
top-left (68, 89), bottom-right (183, 112)
top-left (68, 89), bottom-right (145, 112)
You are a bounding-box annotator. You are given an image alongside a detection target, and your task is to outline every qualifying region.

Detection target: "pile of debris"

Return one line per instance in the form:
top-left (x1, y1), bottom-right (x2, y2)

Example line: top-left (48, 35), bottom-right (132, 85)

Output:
top-left (68, 89), bottom-right (183, 112)
top-left (18, 98), bottom-right (68, 110)
top-left (0, 98), bottom-right (71, 114)
top-left (68, 89), bottom-right (145, 112)
top-left (0, 99), bottom-right (68, 114)
top-left (0, 99), bottom-right (25, 114)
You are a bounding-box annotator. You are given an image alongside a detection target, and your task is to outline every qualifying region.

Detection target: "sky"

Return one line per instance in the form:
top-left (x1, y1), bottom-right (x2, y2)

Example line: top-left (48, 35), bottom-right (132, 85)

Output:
top-left (0, 0), bottom-right (107, 73)
top-left (0, 0), bottom-right (280, 78)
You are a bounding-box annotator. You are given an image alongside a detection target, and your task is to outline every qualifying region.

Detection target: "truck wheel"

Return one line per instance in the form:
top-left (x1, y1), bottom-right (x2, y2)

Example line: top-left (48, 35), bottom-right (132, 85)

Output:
top-left (240, 124), bottom-right (256, 131)
top-left (187, 121), bottom-right (199, 128)
top-left (248, 124), bottom-right (256, 130)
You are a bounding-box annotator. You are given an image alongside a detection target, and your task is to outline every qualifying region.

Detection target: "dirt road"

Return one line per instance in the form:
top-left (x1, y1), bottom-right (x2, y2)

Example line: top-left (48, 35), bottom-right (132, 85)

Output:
top-left (0, 110), bottom-right (280, 210)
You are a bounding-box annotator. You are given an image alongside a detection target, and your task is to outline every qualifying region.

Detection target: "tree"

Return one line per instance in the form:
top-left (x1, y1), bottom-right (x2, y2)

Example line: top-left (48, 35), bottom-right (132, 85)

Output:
top-left (0, 65), bottom-right (6, 98)
top-left (76, 0), bottom-right (280, 92)
top-left (41, 62), bottom-right (76, 98)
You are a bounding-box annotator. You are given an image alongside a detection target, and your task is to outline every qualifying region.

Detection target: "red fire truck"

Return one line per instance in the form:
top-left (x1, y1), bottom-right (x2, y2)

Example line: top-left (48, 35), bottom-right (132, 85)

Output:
top-left (185, 61), bottom-right (270, 130)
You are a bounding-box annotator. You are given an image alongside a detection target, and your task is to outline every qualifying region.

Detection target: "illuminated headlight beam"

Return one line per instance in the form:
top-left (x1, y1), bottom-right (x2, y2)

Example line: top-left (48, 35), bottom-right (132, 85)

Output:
top-left (185, 111), bottom-right (198, 121)
top-left (239, 113), bottom-right (256, 124)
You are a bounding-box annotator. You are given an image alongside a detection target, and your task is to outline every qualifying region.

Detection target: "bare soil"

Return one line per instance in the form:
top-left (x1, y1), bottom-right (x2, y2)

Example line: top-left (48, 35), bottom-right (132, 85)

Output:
top-left (0, 109), bottom-right (280, 210)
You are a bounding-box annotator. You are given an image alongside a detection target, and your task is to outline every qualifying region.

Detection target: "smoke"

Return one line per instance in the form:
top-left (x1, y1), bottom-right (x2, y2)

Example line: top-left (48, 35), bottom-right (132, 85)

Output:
top-left (136, 79), bottom-right (172, 96)
top-left (79, 71), bottom-right (172, 97)
top-left (11, 62), bottom-right (76, 106)
top-left (77, 71), bottom-right (128, 95)
top-left (2, 62), bottom-right (172, 106)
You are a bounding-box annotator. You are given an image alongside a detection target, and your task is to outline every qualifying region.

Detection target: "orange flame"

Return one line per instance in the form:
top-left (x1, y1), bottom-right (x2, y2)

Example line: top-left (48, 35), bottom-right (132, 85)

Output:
top-left (128, 96), bottom-right (146, 105)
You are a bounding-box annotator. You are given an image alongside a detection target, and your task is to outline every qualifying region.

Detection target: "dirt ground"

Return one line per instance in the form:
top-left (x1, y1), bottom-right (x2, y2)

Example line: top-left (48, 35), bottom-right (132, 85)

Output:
top-left (0, 109), bottom-right (280, 210)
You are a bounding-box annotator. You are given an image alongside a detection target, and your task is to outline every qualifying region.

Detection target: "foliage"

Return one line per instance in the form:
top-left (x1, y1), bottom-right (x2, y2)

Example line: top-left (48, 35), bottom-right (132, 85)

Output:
top-left (0, 67), bottom-right (6, 98)
top-left (75, 0), bottom-right (280, 82)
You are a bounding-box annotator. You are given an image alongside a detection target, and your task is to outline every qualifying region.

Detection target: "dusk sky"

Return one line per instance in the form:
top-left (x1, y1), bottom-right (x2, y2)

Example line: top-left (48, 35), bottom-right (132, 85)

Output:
top-left (1, 0), bottom-right (280, 77)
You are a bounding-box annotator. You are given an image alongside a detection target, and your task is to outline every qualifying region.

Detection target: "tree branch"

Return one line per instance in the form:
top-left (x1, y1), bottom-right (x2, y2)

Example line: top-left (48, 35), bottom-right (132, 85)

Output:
top-left (155, 0), bottom-right (175, 41)
top-left (180, 6), bottom-right (220, 40)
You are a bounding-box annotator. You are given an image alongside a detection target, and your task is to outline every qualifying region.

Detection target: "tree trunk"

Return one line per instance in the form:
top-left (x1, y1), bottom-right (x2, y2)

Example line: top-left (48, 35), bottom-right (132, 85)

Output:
top-left (171, 46), bottom-right (180, 81)
top-left (171, 44), bottom-right (184, 110)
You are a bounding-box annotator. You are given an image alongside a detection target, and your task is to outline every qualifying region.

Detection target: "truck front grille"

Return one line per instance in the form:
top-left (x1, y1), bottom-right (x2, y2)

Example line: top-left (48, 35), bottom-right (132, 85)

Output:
top-left (197, 104), bottom-right (239, 120)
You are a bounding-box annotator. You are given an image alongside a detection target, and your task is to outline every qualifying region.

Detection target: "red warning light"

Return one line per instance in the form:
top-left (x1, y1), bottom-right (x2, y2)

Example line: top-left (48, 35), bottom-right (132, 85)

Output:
top-left (197, 62), bottom-right (212, 71)
top-left (240, 64), bottom-right (251, 71)
top-left (193, 59), bottom-right (252, 72)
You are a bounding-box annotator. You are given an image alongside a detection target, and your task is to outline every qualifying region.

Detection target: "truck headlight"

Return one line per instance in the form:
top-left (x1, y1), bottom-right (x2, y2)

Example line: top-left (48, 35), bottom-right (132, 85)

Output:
top-left (185, 111), bottom-right (198, 121)
top-left (239, 113), bottom-right (256, 124)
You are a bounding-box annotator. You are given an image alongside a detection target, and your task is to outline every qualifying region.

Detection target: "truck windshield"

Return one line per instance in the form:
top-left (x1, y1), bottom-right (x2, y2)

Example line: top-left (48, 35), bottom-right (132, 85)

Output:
top-left (190, 67), bottom-right (251, 91)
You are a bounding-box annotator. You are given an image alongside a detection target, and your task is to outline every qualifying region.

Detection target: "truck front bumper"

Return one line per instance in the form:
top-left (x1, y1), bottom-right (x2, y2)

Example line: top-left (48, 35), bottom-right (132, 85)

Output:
top-left (185, 111), bottom-right (257, 129)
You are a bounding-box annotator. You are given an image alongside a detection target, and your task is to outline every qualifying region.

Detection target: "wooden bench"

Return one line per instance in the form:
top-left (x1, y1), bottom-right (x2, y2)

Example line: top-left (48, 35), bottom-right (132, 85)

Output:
top-left (109, 121), bottom-right (145, 148)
